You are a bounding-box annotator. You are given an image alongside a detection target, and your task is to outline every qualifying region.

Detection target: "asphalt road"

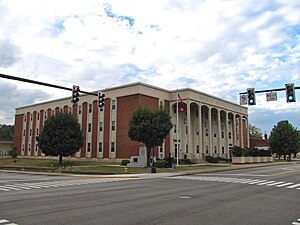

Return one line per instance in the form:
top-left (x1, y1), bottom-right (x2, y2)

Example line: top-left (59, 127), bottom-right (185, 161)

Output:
top-left (0, 163), bottom-right (300, 225)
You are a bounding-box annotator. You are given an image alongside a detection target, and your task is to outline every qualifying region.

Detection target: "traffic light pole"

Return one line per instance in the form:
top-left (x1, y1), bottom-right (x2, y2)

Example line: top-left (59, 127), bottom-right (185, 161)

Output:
top-left (239, 86), bottom-right (300, 95)
top-left (0, 73), bottom-right (98, 96)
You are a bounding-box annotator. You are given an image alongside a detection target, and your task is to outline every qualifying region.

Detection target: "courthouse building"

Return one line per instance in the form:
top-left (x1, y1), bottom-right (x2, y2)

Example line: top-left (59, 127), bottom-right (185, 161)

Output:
top-left (13, 82), bottom-right (248, 163)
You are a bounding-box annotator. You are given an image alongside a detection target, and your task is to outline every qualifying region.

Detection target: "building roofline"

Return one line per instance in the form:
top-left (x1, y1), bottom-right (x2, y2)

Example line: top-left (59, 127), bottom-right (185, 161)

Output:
top-left (16, 82), bottom-right (246, 110)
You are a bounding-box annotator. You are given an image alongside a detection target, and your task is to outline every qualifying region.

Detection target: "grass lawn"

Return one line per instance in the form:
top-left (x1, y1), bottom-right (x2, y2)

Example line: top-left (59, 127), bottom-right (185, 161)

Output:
top-left (0, 157), bottom-right (230, 174)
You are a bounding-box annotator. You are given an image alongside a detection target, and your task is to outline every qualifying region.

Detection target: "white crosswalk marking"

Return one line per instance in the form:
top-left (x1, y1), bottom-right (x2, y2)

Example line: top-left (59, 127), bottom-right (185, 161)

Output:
top-left (276, 182), bottom-right (294, 187)
top-left (286, 183), bottom-right (300, 189)
top-left (0, 178), bottom-right (135, 192)
top-left (167, 176), bottom-right (300, 191)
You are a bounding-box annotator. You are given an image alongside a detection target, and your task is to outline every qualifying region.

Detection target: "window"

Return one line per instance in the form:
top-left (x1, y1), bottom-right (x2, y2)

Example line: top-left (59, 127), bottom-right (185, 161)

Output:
top-left (79, 106), bottom-right (82, 114)
top-left (22, 144), bottom-right (25, 152)
top-left (111, 142), bottom-right (115, 152)
top-left (88, 123), bottom-right (92, 132)
top-left (205, 128), bottom-right (208, 137)
top-left (44, 113), bottom-right (47, 120)
top-left (228, 132), bottom-right (232, 139)
top-left (222, 131), bottom-right (224, 138)
top-left (174, 144), bottom-right (178, 157)
top-left (98, 142), bottom-right (103, 152)
top-left (174, 124), bottom-right (177, 133)
top-left (196, 128), bottom-right (199, 135)
top-left (87, 143), bottom-right (91, 152)
top-left (28, 144), bottom-right (31, 152)
top-left (24, 115), bottom-right (26, 122)
top-left (89, 104), bottom-right (92, 113)
top-left (196, 110), bottom-right (199, 117)
top-left (214, 133), bottom-right (217, 138)
top-left (213, 114), bottom-right (216, 121)
top-left (23, 129), bottom-right (25, 137)
top-left (99, 122), bottom-right (103, 132)
top-left (206, 146), bottom-right (209, 154)
top-left (222, 147), bottom-right (225, 154)
top-left (159, 146), bottom-right (163, 153)
top-left (36, 128), bottom-right (39, 136)
top-left (37, 113), bottom-right (40, 120)
top-left (31, 114), bottom-right (32, 121)
top-left (30, 129), bottom-right (32, 136)
top-left (111, 121), bottom-right (115, 131)
top-left (186, 145), bottom-right (188, 153)
top-left (111, 100), bottom-right (116, 110)
top-left (35, 144), bottom-right (38, 152)
top-left (197, 145), bottom-right (200, 154)
top-left (228, 119), bottom-right (231, 125)
top-left (186, 126), bottom-right (188, 134)
top-left (133, 157), bottom-right (138, 163)
top-left (214, 146), bottom-right (217, 154)
top-left (159, 101), bottom-right (163, 108)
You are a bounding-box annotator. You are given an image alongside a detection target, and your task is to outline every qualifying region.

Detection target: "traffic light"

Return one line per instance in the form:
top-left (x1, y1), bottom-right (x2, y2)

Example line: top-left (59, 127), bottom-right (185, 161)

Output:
top-left (285, 83), bottom-right (296, 103)
top-left (98, 92), bottom-right (105, 108)
top-left (71, 85), bottom-right (80, 104)
top-left (247, 88), bottom-right (256, 105)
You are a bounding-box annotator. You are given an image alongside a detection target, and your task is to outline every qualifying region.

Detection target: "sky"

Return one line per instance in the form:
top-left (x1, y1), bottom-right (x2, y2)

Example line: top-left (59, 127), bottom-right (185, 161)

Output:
top-left (0, 0), bottom-right (300, 135)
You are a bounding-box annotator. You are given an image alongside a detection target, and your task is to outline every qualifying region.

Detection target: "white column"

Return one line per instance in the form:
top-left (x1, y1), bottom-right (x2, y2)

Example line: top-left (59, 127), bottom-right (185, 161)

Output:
top-left (233, 114), bottom-right (237, 146)
top-left (208, 106), bottom-right (212, 155)
top-left (198, 104), bottom-right (203, 158)
top-left (218, 109), bottom-right (221, 156)
top-left (225, 111), bottom-right (229, 157)
top-left (187, 101), bottom-right (192, 159)
top-left (240, 115), bottom-right (244, 148)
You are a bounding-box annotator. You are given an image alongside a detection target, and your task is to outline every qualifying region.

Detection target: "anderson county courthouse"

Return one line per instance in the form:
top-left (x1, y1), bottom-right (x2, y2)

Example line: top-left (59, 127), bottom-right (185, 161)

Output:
top-left (13, 82), bottom-right (249, 163)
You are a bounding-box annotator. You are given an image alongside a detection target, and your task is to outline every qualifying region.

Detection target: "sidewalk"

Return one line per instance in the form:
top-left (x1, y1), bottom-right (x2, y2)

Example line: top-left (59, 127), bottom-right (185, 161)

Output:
top-left (1, 161), bottom-right (297, 179)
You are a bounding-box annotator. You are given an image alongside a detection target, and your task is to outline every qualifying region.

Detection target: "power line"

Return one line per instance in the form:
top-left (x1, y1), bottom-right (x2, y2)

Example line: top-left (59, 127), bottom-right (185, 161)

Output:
top-left (0, 73), bottom-right (98, 96)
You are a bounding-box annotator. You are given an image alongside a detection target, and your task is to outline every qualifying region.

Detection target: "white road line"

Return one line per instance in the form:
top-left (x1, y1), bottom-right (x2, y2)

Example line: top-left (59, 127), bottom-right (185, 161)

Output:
top-left (286, 184), bottom-right (300, 189)
top-left (256, 181), bottom-right (277, 186)
top-left (276, 182), bottom-right (294, 187)
top-left (292, 222), bottom-right (300, 225)
top-left (266, 182), bottom-right (285, 186)
top-left (247, 180), bottom-right (269, 184)
top-left (0, 219), bottom-right (9, 223)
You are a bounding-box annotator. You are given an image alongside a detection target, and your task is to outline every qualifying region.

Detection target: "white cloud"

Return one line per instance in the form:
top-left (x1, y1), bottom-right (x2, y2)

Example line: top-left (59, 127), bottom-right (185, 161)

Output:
top-left (0, 0), bottom-right (299, 133)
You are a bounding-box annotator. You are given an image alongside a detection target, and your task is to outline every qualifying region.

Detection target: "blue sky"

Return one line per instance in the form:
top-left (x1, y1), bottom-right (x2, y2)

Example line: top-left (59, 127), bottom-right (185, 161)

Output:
top-left (0, 0), bottom-right (299, 135)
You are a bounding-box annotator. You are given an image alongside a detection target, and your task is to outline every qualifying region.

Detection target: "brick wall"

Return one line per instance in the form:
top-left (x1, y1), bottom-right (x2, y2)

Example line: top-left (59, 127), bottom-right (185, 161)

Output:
top-left (116, 94), bottom-right (158, 158)
top-left (13, 114), bottom-right (23, 155)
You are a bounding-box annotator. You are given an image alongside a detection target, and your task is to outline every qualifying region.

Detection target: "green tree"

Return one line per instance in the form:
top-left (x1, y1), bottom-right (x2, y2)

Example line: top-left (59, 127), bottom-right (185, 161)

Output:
top-left (249, 124), bottom-right (263, 139)
top-left (36, 112), bottom-right (83, 165)
top-left (268, 120), bottom-right (300, 160)
top-left (128, 106), bottom-right (173, 167)
top-left (0, 124), bottom-right (14, 141)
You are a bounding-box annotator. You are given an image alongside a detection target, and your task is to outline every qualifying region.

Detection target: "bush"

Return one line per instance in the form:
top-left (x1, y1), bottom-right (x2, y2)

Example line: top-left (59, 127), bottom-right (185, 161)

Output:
top-left (121, 160), bottom-right (130, 166)
top-left (205, 155), bottom-right (219, 163)
top-left (154, 160), bottom-right (166, 168)
top-left (250, 148), bottom-right (259, 157)
top-left (231, 146), bottom-right (244, 157)
top-left (11, 146), bottom-right (18, 159)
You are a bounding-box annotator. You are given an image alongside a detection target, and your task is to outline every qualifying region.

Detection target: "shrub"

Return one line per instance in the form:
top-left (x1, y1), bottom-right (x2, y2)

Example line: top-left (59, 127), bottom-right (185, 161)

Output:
top-left (251, 148), bottom-right (259, 157)
top-left (231, 146), bottom-right (244, 157)
top-left (205, 155), bottom-right (219, 163)
top-left (121, 160), bottom-right (130, 166)
top-left (154, 160), bottom-right (166, 168)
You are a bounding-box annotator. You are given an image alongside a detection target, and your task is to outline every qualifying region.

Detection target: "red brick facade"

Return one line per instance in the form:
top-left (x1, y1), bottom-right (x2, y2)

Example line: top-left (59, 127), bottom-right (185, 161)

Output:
top-left (13, 82), bottom-right (248, 161)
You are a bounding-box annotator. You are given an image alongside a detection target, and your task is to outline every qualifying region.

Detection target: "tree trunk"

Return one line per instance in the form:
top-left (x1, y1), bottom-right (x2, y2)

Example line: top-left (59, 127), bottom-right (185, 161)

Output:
top-left (59, 155), bottom-right (63, 165)
top-left (146, 145), bottom-right (151, 167)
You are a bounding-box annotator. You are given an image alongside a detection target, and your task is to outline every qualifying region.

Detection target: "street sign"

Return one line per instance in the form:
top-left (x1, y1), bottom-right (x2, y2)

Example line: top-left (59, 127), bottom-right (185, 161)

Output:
top-left (266, 92), bottom-right (277, 101)
top-left (240, 94), bottom-right (247, 105)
